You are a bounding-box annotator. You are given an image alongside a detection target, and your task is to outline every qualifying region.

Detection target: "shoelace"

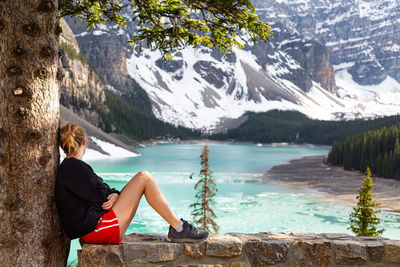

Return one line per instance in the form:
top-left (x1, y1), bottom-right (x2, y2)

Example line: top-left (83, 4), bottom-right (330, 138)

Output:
top-left (182, 219), bottom-right (195, 232)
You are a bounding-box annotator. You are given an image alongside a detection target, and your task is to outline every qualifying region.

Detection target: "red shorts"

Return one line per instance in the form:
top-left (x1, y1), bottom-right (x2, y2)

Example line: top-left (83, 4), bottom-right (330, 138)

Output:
top-left (82, 209), bottom-right (122, 244)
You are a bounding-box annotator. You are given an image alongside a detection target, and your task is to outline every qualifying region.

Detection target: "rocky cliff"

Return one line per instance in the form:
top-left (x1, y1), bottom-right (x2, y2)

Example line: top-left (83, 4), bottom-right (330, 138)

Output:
top-left (64, 16), bottom-right (346, 130)
top-left (58, 20), bottom-right (142, 152)
top-left (59, 19), bottom-right (201, 141)
top-left (61, 0), bottom-right (400, 131)
top-left (250, 22), bottom-right (336, 93)
top-left (59, 19), bottom-right (107, 128)
top-left (253, 0), bottom-right (400, 86)
top-left (64, 17), bottom-right (153, 115)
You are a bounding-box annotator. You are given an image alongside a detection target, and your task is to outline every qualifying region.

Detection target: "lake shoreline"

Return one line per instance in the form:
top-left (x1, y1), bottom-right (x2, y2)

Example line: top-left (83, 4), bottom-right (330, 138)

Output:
top-left (140, 139), bottom-right (331, 149)
top-left (263, 155), bottom-right (400, 212)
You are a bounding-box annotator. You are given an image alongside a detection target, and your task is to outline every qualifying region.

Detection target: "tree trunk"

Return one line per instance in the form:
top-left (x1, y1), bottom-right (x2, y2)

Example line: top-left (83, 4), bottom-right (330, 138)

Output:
top-left (0, 0), bottom-right (69, 266)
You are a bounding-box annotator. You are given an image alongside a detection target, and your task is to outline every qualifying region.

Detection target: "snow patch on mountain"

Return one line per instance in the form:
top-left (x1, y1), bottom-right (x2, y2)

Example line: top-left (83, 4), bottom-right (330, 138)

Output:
top-left (254, 0), bottom-right (400, 86)
top-left (126, 46), bottom-right (400, 130)
top-left (335, 69), bottom-right (400, 118)
top-left (126, 45), bottom-right (352, 129)
top-left (66, 0), bottom-right (400, 132)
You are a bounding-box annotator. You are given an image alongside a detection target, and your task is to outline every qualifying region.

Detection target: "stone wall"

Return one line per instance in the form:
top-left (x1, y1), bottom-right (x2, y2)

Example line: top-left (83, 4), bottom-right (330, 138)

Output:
top-left (78, 232), bottom-right (400, 267)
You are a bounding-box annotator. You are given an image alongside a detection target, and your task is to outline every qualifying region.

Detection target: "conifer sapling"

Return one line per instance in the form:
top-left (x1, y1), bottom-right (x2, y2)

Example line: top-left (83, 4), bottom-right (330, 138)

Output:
top-left (190, 138), bottom-right (219, 232)
top-left (349, 167), bottom-right (384, 237)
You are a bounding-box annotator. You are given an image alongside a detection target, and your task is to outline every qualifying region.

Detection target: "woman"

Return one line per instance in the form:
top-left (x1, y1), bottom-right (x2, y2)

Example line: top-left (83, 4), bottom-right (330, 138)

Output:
top-left (55, 122), bottom-right (208, 244)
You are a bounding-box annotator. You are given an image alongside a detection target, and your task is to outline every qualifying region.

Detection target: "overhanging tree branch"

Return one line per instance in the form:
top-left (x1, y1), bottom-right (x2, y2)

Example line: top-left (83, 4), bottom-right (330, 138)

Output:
top-left (60, 0), bottom-right (273, 60)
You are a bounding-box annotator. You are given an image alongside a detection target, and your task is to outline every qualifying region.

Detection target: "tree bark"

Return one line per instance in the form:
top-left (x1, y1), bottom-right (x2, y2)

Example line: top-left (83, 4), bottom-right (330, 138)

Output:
top-left (0, 0), bottom-right (69, 266)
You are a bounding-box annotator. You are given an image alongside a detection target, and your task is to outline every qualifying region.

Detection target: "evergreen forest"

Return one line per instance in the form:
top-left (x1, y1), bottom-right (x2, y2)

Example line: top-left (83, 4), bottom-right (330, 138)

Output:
top-left (327, 125), bottom-right (400, 179)
top-left (211, 110), bottom-right (400, 145)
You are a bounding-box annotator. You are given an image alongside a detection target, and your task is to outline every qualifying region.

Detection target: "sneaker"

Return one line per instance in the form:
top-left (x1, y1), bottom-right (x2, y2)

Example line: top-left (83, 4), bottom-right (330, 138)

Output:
top-left (168, 218), bottom-right (209, 243)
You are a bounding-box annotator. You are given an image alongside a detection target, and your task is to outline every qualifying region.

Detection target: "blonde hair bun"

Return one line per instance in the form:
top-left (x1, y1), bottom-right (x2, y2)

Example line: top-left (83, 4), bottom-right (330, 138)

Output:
top-left (59, 122), bottom-right (86, 156)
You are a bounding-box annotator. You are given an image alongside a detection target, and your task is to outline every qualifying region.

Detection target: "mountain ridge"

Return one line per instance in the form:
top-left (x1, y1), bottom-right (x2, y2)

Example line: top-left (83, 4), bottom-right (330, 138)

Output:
top-left (63, 0), bottom-right (400, 131)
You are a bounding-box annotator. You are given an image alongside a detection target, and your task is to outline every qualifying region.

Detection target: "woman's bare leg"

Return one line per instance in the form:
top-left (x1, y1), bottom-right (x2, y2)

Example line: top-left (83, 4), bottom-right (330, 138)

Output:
top-left (112, 171), bottom-right (182, 239)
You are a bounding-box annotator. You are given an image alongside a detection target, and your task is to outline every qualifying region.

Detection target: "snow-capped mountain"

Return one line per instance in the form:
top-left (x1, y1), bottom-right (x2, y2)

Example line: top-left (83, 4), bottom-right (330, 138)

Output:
top-left (254, 0), bottom-right (400, 120)
top-left (125, 22), bottom-right (345, 129)
top-left (254, 0), bottom-right (400, 85)
top-left (65, 0), bottom-right (400, 131)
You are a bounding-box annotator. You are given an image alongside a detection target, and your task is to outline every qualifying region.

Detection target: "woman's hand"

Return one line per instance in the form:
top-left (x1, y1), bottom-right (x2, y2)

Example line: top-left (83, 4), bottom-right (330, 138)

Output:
top-left (102, 193), bottom-right (118, 210)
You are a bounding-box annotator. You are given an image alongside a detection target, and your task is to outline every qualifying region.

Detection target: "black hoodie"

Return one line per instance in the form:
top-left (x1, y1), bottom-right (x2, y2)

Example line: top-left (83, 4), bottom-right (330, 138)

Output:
top-left (55, 157), bottom-right (120, 239)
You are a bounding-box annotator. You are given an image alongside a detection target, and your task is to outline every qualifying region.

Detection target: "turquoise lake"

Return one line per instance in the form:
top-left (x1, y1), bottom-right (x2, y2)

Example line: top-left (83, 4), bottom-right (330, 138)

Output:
top-left (67, 142), bottom-right (400, 265)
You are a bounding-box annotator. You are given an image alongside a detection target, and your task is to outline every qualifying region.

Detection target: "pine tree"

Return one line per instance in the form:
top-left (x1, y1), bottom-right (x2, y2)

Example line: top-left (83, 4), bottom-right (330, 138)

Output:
top-left (360, 134), bottom-right (367, 171)
top-left (349, 167), bottom-right (384, 237)
top-left (344, 141), bottom-right (353, 170)
top-left (394, 137), bottom-right (400, 155)
top-left (394, 137), bottom-right (400, 177)
top-left (383, 152), bottom-right (390, 177)
top-left (190, 138), bottom-right (219, 232)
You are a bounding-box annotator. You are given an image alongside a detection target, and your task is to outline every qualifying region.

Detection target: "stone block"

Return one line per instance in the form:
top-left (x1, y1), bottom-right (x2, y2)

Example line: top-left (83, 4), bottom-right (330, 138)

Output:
top-left (334, 240), bottom-right (367, 266)
top-left (184, 242), bottom-right (205, 259)
top-left (205, 234), bottom-right (242, 258)
top-left (124, 233), bottom-right (167, 242)
top-left (244, 239), bottom-right (291, 266)
top-left (355, 236), bottom-right (387, 241)
top-left (322, 233), bottom-right (352, 240)
top-left (227, 233), bottom-right (262, 242)
top-left (293, 240), bottom-right (333, 266)
top-left (260, 232), bottom-right (292, 240)
top-left (385, 240), bottom-right (400, 263)
top-left (365, 241), bottom-right (384, 263)
top-left (122, 241), bottom-right (182, 264)
top-left (80, 244), bottom-right (123, 267)
top-left (176, 265), bottom-right (223, 267)
top-left (290, 232), bottom-right (321, 239)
